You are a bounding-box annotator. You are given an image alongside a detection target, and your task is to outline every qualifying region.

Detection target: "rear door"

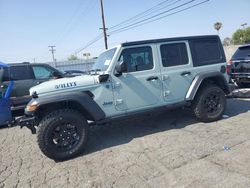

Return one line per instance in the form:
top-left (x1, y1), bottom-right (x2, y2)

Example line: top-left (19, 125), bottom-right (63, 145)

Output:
top-left (1, 65), bottom-right (35, 109)
top-left (157, 41), bottom-right (194, 103)
top-left (2, 65), bottom-right (35, 98)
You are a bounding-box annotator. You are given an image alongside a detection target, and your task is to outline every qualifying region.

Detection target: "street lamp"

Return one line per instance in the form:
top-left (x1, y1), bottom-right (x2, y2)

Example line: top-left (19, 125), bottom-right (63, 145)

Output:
top-left (241, 23), bottom-right (247, 30)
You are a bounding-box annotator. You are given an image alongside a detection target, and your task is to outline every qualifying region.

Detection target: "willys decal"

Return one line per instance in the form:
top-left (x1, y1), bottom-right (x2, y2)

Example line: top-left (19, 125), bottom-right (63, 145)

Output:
top-left (55, 82), bottom-right (77, 89)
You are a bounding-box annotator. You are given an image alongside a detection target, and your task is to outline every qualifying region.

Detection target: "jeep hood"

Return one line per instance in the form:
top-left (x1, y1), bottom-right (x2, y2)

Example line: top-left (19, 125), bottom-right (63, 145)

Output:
top-left (30, 75), bottom-right (98, 96)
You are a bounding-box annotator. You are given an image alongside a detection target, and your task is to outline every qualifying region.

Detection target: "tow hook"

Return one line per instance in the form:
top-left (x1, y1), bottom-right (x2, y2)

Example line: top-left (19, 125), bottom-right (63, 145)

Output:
top-left (17, 116), bottom-right (38, 134)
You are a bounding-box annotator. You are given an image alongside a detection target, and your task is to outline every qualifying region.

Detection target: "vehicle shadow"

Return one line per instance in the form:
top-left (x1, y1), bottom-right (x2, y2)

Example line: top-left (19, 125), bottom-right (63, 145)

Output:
top-left (0, 124), bottom-right (8, 129)
top-left (78, 98), bottom-right (250, 158)
top-left (83, 107), bottom-right (196, 156)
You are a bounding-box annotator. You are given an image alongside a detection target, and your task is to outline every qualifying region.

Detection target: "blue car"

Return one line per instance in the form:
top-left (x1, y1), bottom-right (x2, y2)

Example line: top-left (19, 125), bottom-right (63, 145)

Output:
top-left (0, 62), bottom-right (14, 126)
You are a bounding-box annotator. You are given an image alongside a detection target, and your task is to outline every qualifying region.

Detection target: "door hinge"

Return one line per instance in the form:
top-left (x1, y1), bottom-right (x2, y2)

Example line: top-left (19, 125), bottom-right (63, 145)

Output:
top-left (161, 75), bottom-right (169, 81)
top-left (113, 82), bottom-right (121, 88)
top-left (115, 99), bottom-right (123, 105)
top-left (163, 91), bottom-right (171, 97)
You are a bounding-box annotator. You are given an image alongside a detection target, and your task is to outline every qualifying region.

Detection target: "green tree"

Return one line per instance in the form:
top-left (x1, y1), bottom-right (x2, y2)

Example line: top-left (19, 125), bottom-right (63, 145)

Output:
top-left (232, 27), bottom-right (250, 45)
top-left (68, 54), bottom-right (78, 61)
top-left (245, 27), bottom-right (250, 43)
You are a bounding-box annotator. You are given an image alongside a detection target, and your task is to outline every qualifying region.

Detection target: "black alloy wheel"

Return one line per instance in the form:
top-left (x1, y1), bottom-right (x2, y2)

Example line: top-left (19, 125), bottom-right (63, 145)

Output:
top-left (37, 109), bottom-right (89, 161)
top-left (192, 84), bottom-right (226, 122)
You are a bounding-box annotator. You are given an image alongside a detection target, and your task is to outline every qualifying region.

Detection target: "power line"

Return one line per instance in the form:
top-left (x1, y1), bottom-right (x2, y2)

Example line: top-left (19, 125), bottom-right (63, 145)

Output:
top-left (72, 0), bottom-right (209, 55)
top-left (109, 0), bottom-right (181, 30)
top-left (109, 0), bottom-right (209, 35)
top-left (54, 0), bottom-right (97, 45)
top-left (73, 0), bottom-right (176, 54)
top-left (74, 34), bottom-right (103, 54)
top-left (73, 0), bottom-right (186, 54)
top-left (109, 0), bottom-right (172, 30)
top-left (108, 0), bottom-right (196, 35)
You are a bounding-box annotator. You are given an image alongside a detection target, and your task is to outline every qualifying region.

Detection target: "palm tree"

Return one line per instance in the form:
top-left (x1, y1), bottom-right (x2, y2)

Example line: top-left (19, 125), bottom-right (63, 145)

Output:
top-left (214, 22), bottom-right (222, 35)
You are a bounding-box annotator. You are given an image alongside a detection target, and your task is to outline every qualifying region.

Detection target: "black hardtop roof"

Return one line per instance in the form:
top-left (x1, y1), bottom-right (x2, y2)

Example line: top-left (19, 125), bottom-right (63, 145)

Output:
top-left (121, 35), bottom-right (220, 47)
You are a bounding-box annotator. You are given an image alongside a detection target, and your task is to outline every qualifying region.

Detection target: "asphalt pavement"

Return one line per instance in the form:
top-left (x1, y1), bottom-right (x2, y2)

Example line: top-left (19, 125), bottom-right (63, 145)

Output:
top-left (0, 91), bottom-right (250, 188)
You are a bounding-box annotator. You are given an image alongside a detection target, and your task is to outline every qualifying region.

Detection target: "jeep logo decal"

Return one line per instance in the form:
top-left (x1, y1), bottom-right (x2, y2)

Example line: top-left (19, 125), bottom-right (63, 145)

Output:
top-left (55, 82), bottom-right (77, 89)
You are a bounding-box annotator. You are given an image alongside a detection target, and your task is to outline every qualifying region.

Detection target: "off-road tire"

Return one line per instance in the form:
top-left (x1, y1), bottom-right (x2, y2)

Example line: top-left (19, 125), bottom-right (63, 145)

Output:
top-left (37, 109), bottom-right (89, 161)
top-left (192, 84), bottom-right (226, 122)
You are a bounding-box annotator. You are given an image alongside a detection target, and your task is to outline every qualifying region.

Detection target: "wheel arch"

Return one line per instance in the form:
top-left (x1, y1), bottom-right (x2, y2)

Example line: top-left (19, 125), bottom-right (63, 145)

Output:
top-left (185, 71), bottom-right (230, 101)
top-left (27, 91), bottom-right (105, 122)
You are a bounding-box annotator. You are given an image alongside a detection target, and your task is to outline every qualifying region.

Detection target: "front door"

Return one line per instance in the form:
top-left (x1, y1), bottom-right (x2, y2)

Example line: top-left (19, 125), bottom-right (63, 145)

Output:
top-left (112, 45), bottom-right (162, 111)
top-left (31, 64), bottom-right (56, 85)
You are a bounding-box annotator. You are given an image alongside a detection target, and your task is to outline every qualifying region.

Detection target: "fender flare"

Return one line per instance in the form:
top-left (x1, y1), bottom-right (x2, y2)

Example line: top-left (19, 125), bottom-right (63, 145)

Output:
top-left (26, 91), bottom-right (105, 121)
top-left (185, 71), bottom-right (230, 101)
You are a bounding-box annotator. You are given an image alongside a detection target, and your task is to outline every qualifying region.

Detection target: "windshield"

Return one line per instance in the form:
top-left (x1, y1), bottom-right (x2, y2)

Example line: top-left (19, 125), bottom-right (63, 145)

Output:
top-left (91, 48), bottom-right (117, 72)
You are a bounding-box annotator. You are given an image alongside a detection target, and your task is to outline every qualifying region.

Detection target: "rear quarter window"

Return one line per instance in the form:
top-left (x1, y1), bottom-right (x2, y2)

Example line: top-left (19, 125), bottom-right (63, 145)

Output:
top-left (8, 65), bottom-right (33, 81)
top-left (190, 38), bottom-right (226, 66)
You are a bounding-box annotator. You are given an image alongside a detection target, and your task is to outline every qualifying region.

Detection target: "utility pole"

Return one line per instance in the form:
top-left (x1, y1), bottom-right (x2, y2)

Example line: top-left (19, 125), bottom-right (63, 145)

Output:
top-left (48, 45), bottom-right (56, 67)
top-left (48, 45), bottom-right (56, 62)
top-left (99, 0), bottom-right (108, 49)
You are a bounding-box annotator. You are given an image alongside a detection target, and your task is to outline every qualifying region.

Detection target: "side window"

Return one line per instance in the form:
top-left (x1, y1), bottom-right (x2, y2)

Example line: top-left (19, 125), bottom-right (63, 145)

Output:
top-left (118, 46), bottom-right (153, 72)
top-left (9, 66), bottom-right (33, 81)
top-left (32, 66), bottom-right (54, 79)
top-left (190, 39), bottom-right (224, 66)
top-left (160, 43), bottom-right (188, 67)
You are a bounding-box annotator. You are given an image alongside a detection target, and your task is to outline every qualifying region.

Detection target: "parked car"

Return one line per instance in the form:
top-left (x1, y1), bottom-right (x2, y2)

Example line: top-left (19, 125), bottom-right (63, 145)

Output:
top-left (64, 70), bottom-right (87, 77)
top-left (1, 62), bottom-right (64, 116)
top-left (227, 44), bottom-right (250, 88)
top-left (20, 35), bottom-right (229, 160)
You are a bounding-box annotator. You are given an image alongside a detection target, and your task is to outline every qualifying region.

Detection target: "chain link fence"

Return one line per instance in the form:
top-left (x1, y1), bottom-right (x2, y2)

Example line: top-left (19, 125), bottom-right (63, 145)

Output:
top-left (46, 59), bottom-right (95, 72)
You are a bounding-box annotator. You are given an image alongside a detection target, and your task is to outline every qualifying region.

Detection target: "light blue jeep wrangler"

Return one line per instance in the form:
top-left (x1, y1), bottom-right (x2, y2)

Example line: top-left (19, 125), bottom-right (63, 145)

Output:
top-left (20, 35), bottom-right (230, 160)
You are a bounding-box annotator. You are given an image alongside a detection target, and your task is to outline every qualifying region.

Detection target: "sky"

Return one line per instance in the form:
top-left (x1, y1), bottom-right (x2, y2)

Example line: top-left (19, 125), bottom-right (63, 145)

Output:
top-left (0, 0), bottom-right (249, 63)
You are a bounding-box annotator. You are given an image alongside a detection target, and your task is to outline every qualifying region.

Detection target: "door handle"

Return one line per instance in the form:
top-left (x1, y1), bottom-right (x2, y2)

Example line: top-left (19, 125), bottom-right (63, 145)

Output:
top-left (146, 76), bottom-right (159, 81)
top-left (180, 71), bottom-right (191, 76)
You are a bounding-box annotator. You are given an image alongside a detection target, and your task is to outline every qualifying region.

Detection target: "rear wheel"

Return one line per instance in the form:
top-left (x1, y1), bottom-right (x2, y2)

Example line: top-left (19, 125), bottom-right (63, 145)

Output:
top-left (37, 109), bottom-right (89, 161)
top-left (192, 84), bottom-right (226, 122)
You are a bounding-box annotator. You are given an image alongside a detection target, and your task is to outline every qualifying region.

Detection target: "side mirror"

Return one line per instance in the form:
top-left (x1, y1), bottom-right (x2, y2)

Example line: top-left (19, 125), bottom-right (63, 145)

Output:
top-left (52, 71), bottom-right (63, 79)
top-left (115, 61), bottom-right (127, 76)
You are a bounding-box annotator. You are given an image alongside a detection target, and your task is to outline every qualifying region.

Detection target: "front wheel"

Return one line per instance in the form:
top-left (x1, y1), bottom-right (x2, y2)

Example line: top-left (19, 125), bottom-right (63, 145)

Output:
top-left (192, 84), bottom-right (226, 122)
top-left (37, 109), bottom-right (89, 161)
